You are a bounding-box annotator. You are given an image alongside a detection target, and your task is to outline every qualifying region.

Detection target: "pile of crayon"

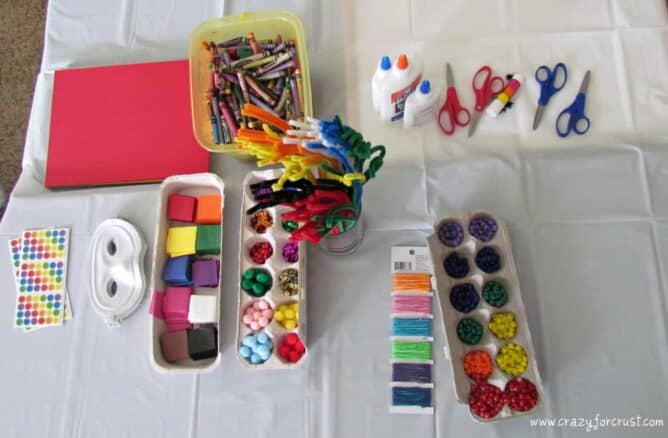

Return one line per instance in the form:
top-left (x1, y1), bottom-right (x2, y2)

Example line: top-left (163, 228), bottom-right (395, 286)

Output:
top-left (202, 32), bottom-right (305, 144)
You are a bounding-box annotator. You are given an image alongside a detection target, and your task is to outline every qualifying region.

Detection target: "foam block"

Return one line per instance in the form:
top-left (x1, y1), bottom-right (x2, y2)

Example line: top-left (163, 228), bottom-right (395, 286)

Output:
top-left (192, 259), bottom-right (220, 287)
top-left (163, 287), bottom-right (191, 318)
top-left (188, 295), bottom-right (217, 324)
top-left (195, 195), bottom-right (222, 224)
top-left (166, 226), bottom-right (197, 257)
top-left (166, 321), bottom-right (193, 332)
top-left (188, 326), bottom-right (218, 360)
top-left (163, 256), bottom-right (192, 285)
top-left (196, 225), bottom-right (221, 255)
top-left (160, 330), bottom-right (189, 363)
top-left (167, 194), bottom-right (197, 222)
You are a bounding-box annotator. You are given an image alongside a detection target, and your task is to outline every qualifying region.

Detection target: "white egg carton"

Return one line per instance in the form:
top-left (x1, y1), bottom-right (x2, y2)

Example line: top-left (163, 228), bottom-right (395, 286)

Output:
top-left (149, 173), bottom-right (224, 373)
top-left (427, 211), bottom-right (543, 422)
top-left (236, 169), bottom-right (308, 369)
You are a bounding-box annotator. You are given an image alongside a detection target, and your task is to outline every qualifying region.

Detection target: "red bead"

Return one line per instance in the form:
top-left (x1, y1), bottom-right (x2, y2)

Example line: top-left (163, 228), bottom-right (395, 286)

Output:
top-left (504, 378), bottom-right (538, 412)
top-left (469, 382), bottom-right (504, 419)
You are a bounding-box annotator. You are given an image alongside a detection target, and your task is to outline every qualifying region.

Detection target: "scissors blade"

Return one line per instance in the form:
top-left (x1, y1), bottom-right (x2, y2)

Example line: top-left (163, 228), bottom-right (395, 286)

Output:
top-left (579, 70), bottom-right (591, 94)
top-left (446, 63), bottom-right (454, 88)
top-left (532, 105), bottom-right (546, 131)
top-left (468, 111), bottom-right (482, 138)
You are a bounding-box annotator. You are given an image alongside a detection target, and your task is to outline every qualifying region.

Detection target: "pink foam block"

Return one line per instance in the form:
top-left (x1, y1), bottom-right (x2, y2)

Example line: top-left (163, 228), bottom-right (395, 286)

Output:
top-left (163, 287), bottom-right (191, 318)
top-left (149, 290), bottom-right (164, 319)
top-left (166, 321), bottom-right (193, 333)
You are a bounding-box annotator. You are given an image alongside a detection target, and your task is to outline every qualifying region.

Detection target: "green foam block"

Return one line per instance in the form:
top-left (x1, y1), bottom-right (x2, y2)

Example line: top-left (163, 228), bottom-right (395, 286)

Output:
top-left (196, 225), bottom-right (221, 255)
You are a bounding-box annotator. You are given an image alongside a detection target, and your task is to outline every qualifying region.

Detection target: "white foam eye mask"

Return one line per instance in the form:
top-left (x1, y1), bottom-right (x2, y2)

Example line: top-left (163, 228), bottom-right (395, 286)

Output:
top-left (89, 219), bottom-right (146, 327)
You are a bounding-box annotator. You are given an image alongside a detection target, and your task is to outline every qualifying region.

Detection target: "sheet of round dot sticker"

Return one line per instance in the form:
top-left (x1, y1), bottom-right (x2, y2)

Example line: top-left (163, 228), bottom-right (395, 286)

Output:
top-left (9, 228), bottom-right (71, 329)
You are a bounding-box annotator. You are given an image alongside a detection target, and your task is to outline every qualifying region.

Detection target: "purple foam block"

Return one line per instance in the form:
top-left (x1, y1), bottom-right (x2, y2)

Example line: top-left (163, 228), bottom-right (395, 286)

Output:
top-left (192, 259), bottom-right (220, 287)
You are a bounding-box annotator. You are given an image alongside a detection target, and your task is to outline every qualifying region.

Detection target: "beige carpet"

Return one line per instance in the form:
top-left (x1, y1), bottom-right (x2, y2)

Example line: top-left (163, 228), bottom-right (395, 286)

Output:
top-left (0, 0), bottom-right (47, 217)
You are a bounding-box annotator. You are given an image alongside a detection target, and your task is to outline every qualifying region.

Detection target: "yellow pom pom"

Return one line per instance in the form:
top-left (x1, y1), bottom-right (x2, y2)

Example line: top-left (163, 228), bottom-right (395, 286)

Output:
top-left (284, 309), bottom-right (295, 319)
top-left (284, 320), bottom-right (297, 329)
top-left (274, 311), bottom-right (284, 321)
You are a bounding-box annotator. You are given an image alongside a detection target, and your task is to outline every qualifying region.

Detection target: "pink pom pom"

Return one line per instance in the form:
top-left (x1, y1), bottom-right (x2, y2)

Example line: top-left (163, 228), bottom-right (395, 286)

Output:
top-left (250, 321), bottom-right (260, 331)
top-left (258, 317), bottom-right (269, 327)
top-left (242, 315), bottom-right (253, 325)
top-left (262, 309), bottom-right (273, 318)
top-left (258, 300), bottom-right (269, 310)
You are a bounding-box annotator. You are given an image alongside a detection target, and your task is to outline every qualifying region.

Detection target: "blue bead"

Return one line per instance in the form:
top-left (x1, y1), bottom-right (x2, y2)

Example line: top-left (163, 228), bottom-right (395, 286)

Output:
top-left (239, 346), bottom-right (252, 358)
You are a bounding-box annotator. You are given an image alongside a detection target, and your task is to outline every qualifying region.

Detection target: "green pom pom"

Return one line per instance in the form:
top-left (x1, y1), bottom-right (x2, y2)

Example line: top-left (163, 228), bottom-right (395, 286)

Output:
top-left (241, 279), bottom-right (253, 291)
top-left (256, 272), bottom-right (271, 285)
top-left (243, 269), bottom-right (255, 280)
top-left (251, 282), bottom-right (264, 296)
top-left (282, 220), bottom-right (299, 232)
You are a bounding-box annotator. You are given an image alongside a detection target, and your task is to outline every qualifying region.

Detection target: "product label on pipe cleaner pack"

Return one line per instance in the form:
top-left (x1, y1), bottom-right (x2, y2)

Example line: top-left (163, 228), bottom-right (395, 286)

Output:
top-left (9, 228), bottom-right (72, 329)
top-left (389, 246), bottom-right (434, 415)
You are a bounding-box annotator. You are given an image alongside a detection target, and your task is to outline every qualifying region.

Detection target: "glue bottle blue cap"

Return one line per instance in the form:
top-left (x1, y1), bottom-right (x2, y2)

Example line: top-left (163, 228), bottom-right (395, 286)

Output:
top-left (380, 56), bottom-right (391, 71)
top-left (420, 80), bottom-right (431, 94)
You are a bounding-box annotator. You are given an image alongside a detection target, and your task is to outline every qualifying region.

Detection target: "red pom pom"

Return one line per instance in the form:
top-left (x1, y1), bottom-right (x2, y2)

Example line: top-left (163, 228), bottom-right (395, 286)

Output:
top-left (278, 346), bottom-right (291, 358)
top-left (288, 351), bottom-right (301, 363)
top-left (285, 333), bottom-right (298, 346)
top-left (293, 341), bottom-right (305, 353)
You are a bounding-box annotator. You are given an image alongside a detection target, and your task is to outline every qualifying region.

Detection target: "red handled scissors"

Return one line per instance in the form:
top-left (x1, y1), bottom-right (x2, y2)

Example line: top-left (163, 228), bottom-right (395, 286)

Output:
top-left (438, 63), bottom-right (470, 135)
top-left (467, 65), bottom-right (505, 137)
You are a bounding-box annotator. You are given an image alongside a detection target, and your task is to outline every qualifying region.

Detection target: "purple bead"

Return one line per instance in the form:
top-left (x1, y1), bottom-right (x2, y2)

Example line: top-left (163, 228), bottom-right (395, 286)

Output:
top-left (475, 247), bottom-right (501, 273)
top-left (449, 283), bottom-right (480, 313)
top-left (282, 242), bottom-right (299, 263)
top-left (443, 252), bottom-right (470, 279)
top-left (469, 215), bottom-right (498, 242)
top-left (438, 220), bottom-right (464, 247)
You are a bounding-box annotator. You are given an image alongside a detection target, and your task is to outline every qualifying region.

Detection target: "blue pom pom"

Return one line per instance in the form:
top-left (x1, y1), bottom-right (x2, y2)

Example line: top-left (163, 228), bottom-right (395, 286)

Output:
top-left (239, 346), bottom-right (252, 358)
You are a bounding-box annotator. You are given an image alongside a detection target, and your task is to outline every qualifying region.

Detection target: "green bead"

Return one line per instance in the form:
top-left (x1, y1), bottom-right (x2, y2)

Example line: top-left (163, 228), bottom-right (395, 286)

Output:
top-left (482, 281), bottom-right (508, 307)
top-left (457, 317), bottom-right (483, 345)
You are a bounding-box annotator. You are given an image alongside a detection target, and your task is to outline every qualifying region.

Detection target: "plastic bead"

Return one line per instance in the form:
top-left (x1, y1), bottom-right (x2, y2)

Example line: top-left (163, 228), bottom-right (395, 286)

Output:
top-left (488, 312), bottom-right (518, 340)
top-left (462, 350), bottom-right (493, 382)
top-left (469, 215), bottom-right (498, 242)
top-left (475, 247), bottom-right (501, 273)
top-left (438, 220), bottom-right (464, 247)
top-left (482, 280), bottom-right (508, 307)
top-left (457, 317), bottom-right (483, 345)
top-left (504, 378), bottom-right (539, 412)
top-left (469, 382), bottom-right (504, 419)
top-left (496, 343), bottom-right (529, 377)
top-left (449, 283), bottom-right (480, 313)
top-left (443, 252), bottom-right (470, 278)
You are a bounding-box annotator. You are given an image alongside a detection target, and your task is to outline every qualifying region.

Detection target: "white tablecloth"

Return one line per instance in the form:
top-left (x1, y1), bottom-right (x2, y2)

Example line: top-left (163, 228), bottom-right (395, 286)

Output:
top-left (2, 1), bottom-right (668, 437)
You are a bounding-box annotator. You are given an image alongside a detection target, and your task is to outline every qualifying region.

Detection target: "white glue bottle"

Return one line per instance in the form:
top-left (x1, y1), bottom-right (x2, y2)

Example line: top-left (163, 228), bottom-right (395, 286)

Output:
top-left (379, 53), bottom-right (422, 123)
top-left (403, 80), bottom-right (440, 128)
top-left (371, 56), bottom-right (391, 113)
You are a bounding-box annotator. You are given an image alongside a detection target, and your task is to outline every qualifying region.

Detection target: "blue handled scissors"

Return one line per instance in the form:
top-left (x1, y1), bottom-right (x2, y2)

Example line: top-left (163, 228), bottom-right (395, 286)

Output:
top-left (532, 63), bottom-right (567, 130)
top-left (556, 70), bottom-right (591, 138)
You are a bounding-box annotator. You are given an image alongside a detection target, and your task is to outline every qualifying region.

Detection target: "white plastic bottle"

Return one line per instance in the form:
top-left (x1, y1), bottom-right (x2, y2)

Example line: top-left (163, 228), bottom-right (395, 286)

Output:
top-left (378, 53), bottom-right (422, 123)
top-left (403, 80), bottom-right (440, 128)
top-left (371, 55), bottom-right (391, 113)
